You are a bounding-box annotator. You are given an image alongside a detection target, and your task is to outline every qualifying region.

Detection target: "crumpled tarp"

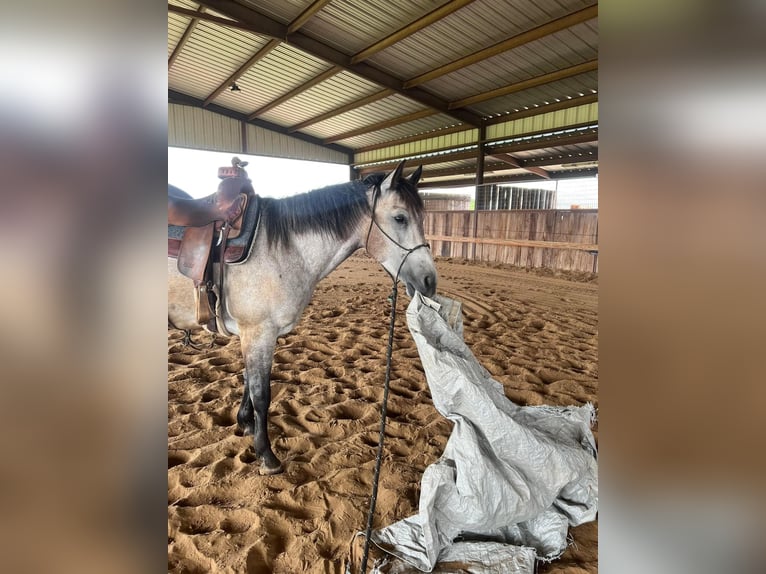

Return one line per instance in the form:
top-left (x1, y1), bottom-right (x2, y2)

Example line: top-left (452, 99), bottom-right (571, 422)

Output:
top-left (370, 294), bottom-right (598, 573)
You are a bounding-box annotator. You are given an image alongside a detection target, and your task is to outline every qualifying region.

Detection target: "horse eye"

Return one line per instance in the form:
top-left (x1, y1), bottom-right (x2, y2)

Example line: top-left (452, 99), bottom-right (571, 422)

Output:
top-left (394, 214), bottom-right (407, 225)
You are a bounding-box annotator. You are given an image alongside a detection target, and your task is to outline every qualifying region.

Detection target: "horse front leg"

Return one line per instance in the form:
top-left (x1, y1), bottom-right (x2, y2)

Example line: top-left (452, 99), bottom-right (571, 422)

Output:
top-left (239, 326), bottom-right (282, 475)
top-left (236, 371), bottom-right (255, 436)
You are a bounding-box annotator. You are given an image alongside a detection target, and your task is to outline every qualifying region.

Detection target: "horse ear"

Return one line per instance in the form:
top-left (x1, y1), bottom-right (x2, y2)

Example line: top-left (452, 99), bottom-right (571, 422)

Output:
top-left (408, 165), bottom-right (423, 186)
top-left (380, 160), bottom-right (406, 194)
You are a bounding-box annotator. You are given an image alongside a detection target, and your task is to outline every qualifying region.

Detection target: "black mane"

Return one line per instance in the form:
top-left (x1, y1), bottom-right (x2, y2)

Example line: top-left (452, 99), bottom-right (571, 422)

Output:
top-left (261, 174), bottom-right (425, 249)
top-left (261, 180), bottom-right (369, 249)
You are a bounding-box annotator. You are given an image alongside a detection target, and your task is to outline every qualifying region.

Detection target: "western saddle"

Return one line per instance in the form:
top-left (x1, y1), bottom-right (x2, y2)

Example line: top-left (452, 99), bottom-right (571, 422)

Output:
top-left (168, 157), bottom-right (259, 335)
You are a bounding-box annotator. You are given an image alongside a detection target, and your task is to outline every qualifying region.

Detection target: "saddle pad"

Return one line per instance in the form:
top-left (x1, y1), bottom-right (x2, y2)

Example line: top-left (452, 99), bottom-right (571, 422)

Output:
top-left (168, 194), bottom-right (260, 265)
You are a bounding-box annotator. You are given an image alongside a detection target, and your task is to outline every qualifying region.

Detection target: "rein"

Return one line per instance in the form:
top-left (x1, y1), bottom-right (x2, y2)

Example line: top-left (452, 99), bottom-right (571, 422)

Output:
top-left (359, 186), bottom-right (429, 574)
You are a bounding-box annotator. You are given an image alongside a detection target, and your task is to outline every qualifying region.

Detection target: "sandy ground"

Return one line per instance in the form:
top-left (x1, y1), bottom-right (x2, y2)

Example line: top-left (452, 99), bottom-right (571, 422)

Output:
top-left (168, 253), bottom-right (598, 573)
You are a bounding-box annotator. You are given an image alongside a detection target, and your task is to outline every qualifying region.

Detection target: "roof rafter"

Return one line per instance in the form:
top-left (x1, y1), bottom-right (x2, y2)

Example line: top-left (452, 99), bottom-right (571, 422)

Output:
top-left (195, 0), bottom-right (483, 126)
top-left (168, 6), bottom-right (206, 69)
top-left (489, 153), bottom-right (551, 179)
top-left (168, 5), bottom-right (255, 34)
top-left (350, 0), bottom-right (478, 64)
top-left (287, 0), bottom-right (332, 34)
top-left (404, 3), bottom-right (598, 88)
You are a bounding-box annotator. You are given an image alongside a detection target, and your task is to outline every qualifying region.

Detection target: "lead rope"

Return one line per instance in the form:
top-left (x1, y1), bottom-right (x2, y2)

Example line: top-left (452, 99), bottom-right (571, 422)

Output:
top-left (358, 187), bottom-right (429, 574)
top-left (359, 274), bottom-right (399, 574)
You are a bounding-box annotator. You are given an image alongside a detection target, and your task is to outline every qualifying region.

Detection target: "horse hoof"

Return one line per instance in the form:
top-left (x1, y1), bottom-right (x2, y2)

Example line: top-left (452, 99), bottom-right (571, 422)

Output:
top-left (259, 462), bottom-right (283, 476)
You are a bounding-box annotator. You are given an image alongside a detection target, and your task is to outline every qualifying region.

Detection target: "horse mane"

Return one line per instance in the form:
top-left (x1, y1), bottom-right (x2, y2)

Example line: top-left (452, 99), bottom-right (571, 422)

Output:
top-left (261, 174), bottom-right (425, 249)
top-left (261, 180), bottom-right (369, 249)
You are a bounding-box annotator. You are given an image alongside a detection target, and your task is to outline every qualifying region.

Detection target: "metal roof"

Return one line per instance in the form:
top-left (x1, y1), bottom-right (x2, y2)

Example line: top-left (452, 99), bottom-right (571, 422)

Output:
top-left (168, 0), bottom-right (598, 185)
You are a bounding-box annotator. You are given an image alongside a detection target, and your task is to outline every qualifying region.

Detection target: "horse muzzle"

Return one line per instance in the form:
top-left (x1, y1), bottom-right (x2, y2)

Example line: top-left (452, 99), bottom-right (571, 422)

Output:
top-left (405, 271), bottom-right (437, 298)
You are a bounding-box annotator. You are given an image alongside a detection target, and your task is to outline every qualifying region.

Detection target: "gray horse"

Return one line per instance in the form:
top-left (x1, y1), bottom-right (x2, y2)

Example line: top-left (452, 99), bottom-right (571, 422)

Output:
top-left (168, 162), bottom-right (437, 474)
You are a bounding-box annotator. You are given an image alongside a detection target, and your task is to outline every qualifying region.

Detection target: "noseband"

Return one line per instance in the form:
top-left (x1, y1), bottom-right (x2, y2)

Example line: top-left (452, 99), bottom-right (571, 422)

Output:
top-left (365, 187), bottom-right (430, 282)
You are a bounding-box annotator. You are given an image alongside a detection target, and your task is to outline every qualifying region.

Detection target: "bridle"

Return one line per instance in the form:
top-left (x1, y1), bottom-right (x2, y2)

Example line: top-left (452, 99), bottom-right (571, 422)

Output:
top-left (364, 186), bottom-right (430, 283)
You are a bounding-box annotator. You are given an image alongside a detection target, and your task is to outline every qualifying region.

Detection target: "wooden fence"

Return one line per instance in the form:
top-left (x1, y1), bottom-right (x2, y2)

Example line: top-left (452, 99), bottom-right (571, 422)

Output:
top-left (424, 209), bottom-right (599, 273)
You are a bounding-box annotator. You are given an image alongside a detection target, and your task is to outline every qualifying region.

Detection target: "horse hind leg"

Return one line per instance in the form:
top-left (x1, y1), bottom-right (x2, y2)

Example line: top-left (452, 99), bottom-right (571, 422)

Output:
top-left (236, 371), bottom-right (255, 436)
top-left (240, 327), bottom-right (283, 475)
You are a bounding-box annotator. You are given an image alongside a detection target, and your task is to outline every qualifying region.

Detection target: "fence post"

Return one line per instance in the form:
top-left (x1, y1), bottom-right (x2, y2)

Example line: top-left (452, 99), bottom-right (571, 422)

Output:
top-left (471, 206), bottom-right (479, 261)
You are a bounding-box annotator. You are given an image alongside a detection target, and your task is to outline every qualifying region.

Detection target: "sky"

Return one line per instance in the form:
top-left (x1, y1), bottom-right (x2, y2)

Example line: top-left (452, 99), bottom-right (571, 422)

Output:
top-left (168, 147), bottom-right (349, 199)
top-left (168, 146), bottom-right (598, 208)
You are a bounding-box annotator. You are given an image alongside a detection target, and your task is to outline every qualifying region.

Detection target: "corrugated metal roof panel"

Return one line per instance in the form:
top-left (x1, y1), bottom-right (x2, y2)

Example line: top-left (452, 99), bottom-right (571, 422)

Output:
top-left (417, 25), bottom-right (597, 103)
top-left (369, 0), bottom-right (535, 78)
top-left (553, 19), bottom-right (598, 55)
top-left (169, 0), bottom-right (200, 10)
top-left (302, 93), bottom-right (430, 140)
top-left (169, 20), bottom-right (266, 102)
top-left (215, 43), bottom-right (330, 114)
top-left (259, 71), bottom-right (381, 127)
top-left (368, 0), bottom-right (593, 79)
top-left (168, 13), bottom-right (192, 58)
top-left (168, 103), bottom-right (243, 152)
top-left (237, 0), bottom-right (304, 25)
top-left (299, 0), bottom-right (445, 57)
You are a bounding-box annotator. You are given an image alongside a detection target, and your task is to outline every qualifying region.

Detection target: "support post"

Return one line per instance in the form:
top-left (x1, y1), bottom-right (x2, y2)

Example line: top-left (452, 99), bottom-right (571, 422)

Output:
top-left (472, 123), bottom-right (486, 260)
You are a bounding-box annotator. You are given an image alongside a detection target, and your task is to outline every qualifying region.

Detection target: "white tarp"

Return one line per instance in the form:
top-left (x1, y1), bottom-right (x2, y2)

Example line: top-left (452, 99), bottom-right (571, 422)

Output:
top-left (370, 294), bottom-right (598, 573)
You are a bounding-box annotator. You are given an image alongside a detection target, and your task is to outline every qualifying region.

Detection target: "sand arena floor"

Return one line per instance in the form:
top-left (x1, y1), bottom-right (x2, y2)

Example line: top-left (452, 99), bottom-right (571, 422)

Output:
top-left (168, 254), bottom-right (598, 573)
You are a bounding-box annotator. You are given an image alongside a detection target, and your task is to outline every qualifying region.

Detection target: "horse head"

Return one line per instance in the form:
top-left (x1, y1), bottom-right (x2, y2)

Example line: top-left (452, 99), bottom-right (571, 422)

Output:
top-left (364, 161), bottom-right (437, 297)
